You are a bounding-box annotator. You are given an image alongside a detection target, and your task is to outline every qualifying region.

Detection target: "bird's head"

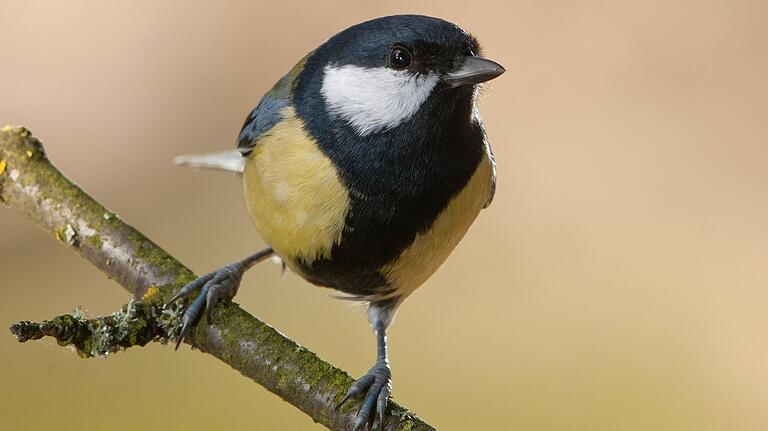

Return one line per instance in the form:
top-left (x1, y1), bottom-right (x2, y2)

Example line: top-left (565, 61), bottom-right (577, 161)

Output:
top-left (294, 15), bottom-right (505, 138)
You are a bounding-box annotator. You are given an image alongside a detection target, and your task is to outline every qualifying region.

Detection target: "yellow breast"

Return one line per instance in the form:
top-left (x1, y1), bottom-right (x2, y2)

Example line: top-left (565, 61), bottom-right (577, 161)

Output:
top-left (242, 107), bottom-right (350, 269)
top-left (378, 153), bottom-right (494, 299)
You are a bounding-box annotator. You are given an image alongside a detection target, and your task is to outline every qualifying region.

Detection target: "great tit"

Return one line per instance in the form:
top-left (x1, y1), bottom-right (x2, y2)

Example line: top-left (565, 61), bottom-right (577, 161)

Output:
top-left (171, 14), bottom-right (504, 430)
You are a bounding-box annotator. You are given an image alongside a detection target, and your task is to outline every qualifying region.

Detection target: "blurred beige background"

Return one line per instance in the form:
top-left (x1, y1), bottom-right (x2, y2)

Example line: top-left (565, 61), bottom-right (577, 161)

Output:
top-left (1, 1), bottom-right (767, 430)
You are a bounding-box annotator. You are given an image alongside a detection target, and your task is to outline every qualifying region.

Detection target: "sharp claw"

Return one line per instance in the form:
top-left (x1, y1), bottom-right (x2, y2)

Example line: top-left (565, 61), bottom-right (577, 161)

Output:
top-left (166, 272), bottom-right (214, 305)
top-left (206, 300), bottom-right (215, 325)
top-left (205, 285), bottom-right (224, 324)
top-left (167, 290), bottom-right (183, 305)
top-left (352, 415), bottom-right (369, 431)
top-left (336, 374), bottom-right (375, 409)
top-left (376, 384), bottom-right (391, 430)
top-left (174, 285), bottom-right (209, 349)
top-left (335, 390), bottom-right (357, 410)
top-left (175, 319), bottom-right (191, 350)
top-left (167, 285), bottom-right (193, 305)
top-left (335, 396), bottom-right (350, 410)
top-left (356, 384), bottom-right (380, 425)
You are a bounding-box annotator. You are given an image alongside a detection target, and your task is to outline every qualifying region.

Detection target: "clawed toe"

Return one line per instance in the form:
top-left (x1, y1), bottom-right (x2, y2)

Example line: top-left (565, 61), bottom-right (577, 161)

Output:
top-left (337, 361), bottom-right (392, 431)
top-left (167, 263), bottom-right (246, 349)
top-left (166, 249), bottom-right (273, 350)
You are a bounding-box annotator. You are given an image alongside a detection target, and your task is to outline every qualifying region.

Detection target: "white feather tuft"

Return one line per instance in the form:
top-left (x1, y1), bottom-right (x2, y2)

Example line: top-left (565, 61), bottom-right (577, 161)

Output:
top-left (174, 150), bottom-right (245, 173)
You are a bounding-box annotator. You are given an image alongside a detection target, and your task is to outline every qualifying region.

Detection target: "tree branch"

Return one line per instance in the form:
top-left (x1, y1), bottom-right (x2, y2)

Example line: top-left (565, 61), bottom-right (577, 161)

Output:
top-left (0, 126), bottom-right (435, 431)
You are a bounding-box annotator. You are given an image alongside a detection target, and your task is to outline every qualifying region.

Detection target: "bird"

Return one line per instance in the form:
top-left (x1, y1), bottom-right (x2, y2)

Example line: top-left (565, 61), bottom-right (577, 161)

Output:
top-left (170, 14), bottom-right (504, 430)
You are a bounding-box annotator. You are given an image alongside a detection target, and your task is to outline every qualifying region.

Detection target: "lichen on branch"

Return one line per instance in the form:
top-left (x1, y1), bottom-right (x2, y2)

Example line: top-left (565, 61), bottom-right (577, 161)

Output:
top-left (10, 300), bottom-right (183, 358)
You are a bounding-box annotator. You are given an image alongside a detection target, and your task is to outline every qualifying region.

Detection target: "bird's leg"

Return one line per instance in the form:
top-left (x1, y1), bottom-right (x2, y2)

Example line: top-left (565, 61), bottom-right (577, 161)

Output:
top-left (337, 315), bottom-right (393, 431)
top-left (167, 247), bottom-right (274, 349)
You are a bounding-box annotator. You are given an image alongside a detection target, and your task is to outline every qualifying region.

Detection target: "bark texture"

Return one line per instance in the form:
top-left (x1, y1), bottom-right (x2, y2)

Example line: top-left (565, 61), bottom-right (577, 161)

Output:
top-left (1, 126), bottom-right (435, 431)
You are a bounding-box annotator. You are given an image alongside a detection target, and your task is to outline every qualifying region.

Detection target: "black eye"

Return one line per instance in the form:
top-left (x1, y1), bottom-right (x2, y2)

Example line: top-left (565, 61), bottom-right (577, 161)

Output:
top-left (389, 46), bottom-right (412, 70)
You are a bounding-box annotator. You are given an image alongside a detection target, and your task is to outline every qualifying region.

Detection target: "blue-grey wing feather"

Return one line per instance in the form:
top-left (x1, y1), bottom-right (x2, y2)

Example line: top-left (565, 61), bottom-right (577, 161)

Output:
top-left (236, 52), bottom-right (312, 155)
top-left (237, 96), bottom-right (289, 155)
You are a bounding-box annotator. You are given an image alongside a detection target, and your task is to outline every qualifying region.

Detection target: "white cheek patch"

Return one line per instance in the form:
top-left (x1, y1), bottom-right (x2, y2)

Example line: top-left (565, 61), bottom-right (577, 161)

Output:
top-left (321, 65), bottom-right (439, 136)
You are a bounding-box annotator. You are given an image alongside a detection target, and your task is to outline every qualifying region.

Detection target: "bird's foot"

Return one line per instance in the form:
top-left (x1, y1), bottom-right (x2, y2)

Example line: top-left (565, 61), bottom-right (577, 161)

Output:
top-left (167, 261), bottom-right (247, 349)
top-left (336, 359), bottom-right (392, 431)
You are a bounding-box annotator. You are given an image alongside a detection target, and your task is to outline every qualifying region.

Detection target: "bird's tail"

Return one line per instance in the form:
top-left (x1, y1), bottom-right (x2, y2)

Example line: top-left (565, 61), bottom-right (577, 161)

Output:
top-left (174, 150), bottom-right (245, 173)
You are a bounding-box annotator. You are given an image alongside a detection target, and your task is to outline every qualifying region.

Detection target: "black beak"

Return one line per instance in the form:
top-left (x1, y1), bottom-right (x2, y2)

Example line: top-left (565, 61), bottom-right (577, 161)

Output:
top-left (445, 56), bottom-right (506, 88)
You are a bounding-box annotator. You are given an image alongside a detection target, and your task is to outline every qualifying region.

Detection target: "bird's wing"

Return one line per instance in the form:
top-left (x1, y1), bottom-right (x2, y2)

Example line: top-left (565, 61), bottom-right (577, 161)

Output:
top-left (237, 51), bottom-right (313, 156)
top-left (236, 94), bottom-right (290, 156)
